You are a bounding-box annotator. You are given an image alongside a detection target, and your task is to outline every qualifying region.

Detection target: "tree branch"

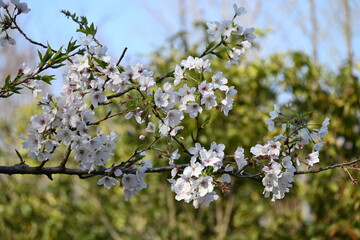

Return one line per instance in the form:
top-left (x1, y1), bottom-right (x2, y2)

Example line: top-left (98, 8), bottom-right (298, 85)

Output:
top-left (107, 87), bottom-right (136, 100)
top-left (0, 163), bottom-right (260, 182)
top-left (295, 158), bottom-right (360, 175)
top-left (59, 146), bottom-right (72, 169)
top-left (116, 47), bottom-right (128, 66)
top-left (0, 158), bottom-right (358, 183)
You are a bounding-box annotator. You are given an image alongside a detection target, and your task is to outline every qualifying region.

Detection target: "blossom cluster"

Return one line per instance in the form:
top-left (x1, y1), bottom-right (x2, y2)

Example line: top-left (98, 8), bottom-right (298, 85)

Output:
top-left (168, 142), bottom-right (233, 208)
top-left (252, 104), bottom-right (330, 201)
top-left (16, 1), bottom-right (332, 207)
top-left (97, 159), bottom-right (152, 201)
top-left (206, 4), bottom-right (255, 68)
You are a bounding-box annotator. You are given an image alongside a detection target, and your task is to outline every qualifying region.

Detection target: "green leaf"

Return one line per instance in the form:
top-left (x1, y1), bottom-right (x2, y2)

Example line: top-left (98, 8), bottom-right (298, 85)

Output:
top-left (34, 75), bottom-right (56, 84)
top-left (201, 114), bottom-right (211, 128)
top-left (37, 50), bottom-right (43, 62)
top-left (105, 110), bottom-right (112, 118)
top-left (93, 57), bottom-right (109, 69)
top-left (204, 41), bottom-right (216, 53)
top-left (4, 74), bottom-right (11, 88)
top-left (77, 29), bottom-right (88, 35)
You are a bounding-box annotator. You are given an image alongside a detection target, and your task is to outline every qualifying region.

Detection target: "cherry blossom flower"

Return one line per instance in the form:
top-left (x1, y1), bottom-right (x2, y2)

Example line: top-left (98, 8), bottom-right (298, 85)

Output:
top-left (145, 122), bottom-right (156, 133)
top-left (234, 147), bottom-right (247, 170)
top-left (306, 151), bottom-right (320, 167)
top-left (97, 176), bottom-right (118, 189)
top-left (233, 4), bottom-right (246, 16)
top-left (185, 103), bottom-right (203, 118)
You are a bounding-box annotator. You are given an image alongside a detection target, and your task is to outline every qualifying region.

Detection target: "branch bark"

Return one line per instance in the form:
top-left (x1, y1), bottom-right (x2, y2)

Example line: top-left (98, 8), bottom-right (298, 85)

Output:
top-left (0, 158), bottom-right (358, 182)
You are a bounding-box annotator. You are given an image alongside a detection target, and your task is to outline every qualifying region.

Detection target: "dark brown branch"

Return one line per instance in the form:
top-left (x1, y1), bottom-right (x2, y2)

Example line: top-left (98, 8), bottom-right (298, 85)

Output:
top-left (107, 87), bottom-right (136, 100)
top-left (88, 111), bottom-right (125, 126)
top-left (59, 146), bottom-right (72, 169)
top-left (116, 47), bottom-right (128, 66)
top-left (0, 163), bottom-right (259, 182)
top-left (295, 158), bottom-right (360, 175)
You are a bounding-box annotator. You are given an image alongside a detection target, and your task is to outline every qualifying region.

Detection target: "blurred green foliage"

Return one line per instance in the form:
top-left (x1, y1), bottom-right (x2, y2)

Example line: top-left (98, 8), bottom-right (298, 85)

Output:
top-left (0, 26), bottom-right (359, 240)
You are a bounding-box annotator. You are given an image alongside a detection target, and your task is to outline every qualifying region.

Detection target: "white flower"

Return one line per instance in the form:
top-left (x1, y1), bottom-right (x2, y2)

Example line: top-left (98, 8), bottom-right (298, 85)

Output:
top-left (221, 174), bottom-right (231, 183)
top-left (138, 76), bottom-right (155, 92)
top-left (181, 56), bottom-right (197, 70)
top-left (165, 110), bottom-right (183, 128)
top-left (185, 103), bottom-right (203, 118)
top-left (189, 143), bottom-right (203, 159)
top-left (178, 84), bottom-right (196, 104)
top-left (169, 149), bottom-right (180, 165)
top-left (169, 126), bottom-right (184, 136)
top-left (56, 128), bottom-right (73, 145)
top-left (194, 58), bottom-right (212, 73)
top-left (18, 63), bottom-right (31, 75)
top-left (97, 176), bottom-right (118, 189)
top-left (174, 65), bottom-right (184, 86)
top-left (265, 141), bottom-right (281, 158)
top-left (193, 191), bottom-right (219, 208)
top-left (243, 27), bottom-right (256, 42)
top-left (306, 151), bottom-right (320, 167)
top-left (103, 63), bottom-right (118, 77)
top-left (71, 54), bottom-right (90, 72)
top-left (0, 36), bottom-right (16, 47)
top-left (196, 176), bottom-right (214, 197)
top-left (250, 144), bottom-right (267, 157)
top-left (76, 121), bottom-right (90, 136)
top-left (145, 122), bottom-right (156, 133)
top-left (183, 160), bottom-right (204, 177)
top-left (106, 167), bottom-right (123, 177)
top-left (79, 35), bottom-right (93, 46)
top-left (318, 118), bottom-right (330, 138)
top-left (21, 129), bottom-right (41, 153)
top-left (124, 110), bottom-right (142, 124)
top-left (201, 92), bottom-right (217, 110)
top-left (211, 71), bottom-right (228, 91)
top-left (234, 147), bottom-right (247, 170)
top-left (207, 21), bottom-right (222, 38)
top-left (221, 97), bottom-right (234, 116)
top-left (74, 144), bottom-right (91, 162)
top-left (11, 0), bottom-right (30, 13)
top-left (198, 81), bottom-right (213, 95)
top-left (233, 4), bottom-right (246, 16)
top-left (210, 142), bottom-right (225, 158)
top-left (263, 161), bottom-right (283, 175)
top-left (30, 114), bottom-right (50, 133)
top-left (266, 119), bottom-right (275, 131)
top-left (269, 104), bottom-right (280, 119)
top-left (199, 149), bottom-right (222, 170)
top-left (220, 20), bottom-right (235, 37)
top-left (226, 86), bottom-right (237, 97)
top-left (154, 88), bottom-right (169, 108)
top-left (90, 88), bottom-right (107, 108)
top-left (313, 141), bottom-right (324, 152)
top-left (282, 156), bottom-right (296, 173)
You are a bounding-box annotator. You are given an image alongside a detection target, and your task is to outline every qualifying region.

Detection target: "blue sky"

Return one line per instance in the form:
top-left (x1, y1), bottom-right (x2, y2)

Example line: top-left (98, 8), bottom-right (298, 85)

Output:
top-left (7, 0), bottom-right (360, 93)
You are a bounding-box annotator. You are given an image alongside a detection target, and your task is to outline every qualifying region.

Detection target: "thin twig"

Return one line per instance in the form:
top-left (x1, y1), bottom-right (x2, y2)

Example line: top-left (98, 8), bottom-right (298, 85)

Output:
top-left (116, 47), bottom-right (128, 66)
top-left (59, 146), bottom-right (72, 169)
top-left (107, 87), bottom-right (136, 100)
top-left (295, 158), bottom-right (360, 175)
top-left (88, 111), bottom-right (126, 126)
